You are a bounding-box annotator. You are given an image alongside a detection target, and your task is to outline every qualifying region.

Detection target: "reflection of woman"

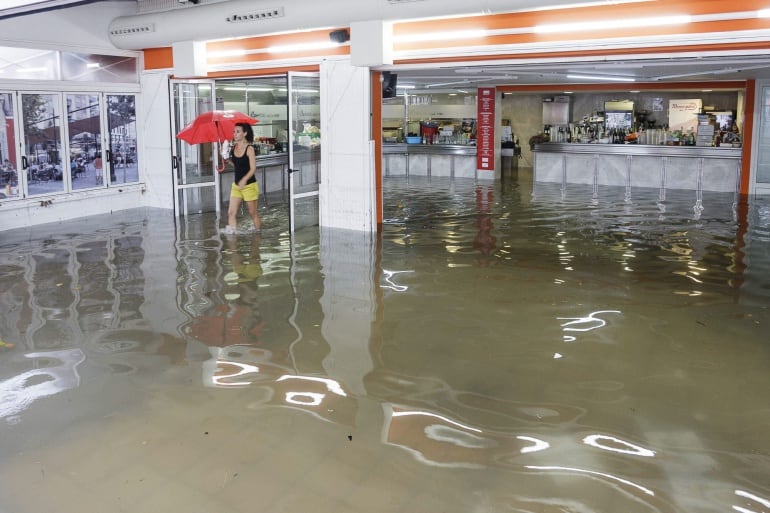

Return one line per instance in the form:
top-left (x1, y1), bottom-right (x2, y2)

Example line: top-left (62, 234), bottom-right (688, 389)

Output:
top-left (225, 123), bottom-right (261, 235)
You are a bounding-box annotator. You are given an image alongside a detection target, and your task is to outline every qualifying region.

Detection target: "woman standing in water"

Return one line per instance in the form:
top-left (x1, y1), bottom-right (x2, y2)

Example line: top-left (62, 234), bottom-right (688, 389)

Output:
top-left (224, 122), bottom-right (261, 234)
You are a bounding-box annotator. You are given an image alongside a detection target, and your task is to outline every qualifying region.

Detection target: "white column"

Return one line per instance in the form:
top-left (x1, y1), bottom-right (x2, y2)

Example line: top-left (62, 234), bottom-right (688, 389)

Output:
top-left (171, 41), bottom-right (206, 77)
top-left (139, 70), bottom-right (175, 210)
top-left (319, 58), bottom-right (377, 231)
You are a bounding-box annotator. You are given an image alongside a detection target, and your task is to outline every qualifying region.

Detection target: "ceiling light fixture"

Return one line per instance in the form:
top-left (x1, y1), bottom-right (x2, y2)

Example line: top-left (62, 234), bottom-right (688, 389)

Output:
top-left (535, 14), bottom-right (691, 33)
top-left (395, 29), bottom-right (488, 43)
top-left (758, 8), bottom-right (770, 17)
top-left (267, 41), bottom-right (340, 53)
top-left (566, 73), bottom-right (636, 82)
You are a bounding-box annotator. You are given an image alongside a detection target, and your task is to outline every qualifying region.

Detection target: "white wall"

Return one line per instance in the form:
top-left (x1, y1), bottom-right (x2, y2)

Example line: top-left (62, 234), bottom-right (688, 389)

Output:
top-left (319, 58), bottom-right (376, 232)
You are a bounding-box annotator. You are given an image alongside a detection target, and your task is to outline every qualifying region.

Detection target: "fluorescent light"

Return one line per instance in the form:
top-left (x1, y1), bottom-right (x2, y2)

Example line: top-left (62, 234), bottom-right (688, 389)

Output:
top-left (567, 74), bottom-right (636, 82)
top-left (758, 8), bottom-right (770, 18)
top-left (16, 67), bottom-right (48, 73)
top-left (86, 62), bottom-right (100, 69)
top-left (395, 29), bottom-right (488, 43)
top-left (267, 41), bottom-right (339, 53)
top-left (535, 14), bottom-right (691, 33)
top-left (396, 84), bottom-right (415, 89)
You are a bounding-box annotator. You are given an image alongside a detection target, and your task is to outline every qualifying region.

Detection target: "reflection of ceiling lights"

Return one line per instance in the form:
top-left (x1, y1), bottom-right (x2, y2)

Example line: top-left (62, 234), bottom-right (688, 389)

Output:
top-left (16, 66), bottom-right (48, 73)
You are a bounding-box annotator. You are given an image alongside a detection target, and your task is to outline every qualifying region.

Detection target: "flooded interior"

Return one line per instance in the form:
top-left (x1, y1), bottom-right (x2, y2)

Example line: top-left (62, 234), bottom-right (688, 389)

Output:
top-left (1, 168), bottom-right (769, 513)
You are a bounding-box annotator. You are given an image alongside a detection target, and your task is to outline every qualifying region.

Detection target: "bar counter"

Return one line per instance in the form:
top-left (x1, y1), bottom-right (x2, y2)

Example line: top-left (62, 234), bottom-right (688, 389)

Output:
top-left (533, 143), bottom-right (742, 193)
top-left (383, 143), bottom-right (477, 178)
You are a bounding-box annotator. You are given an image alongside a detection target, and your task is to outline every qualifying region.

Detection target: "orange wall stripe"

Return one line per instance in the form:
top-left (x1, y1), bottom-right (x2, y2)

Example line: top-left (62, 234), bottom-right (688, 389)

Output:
top-left (206, 64), bottom-right (319, 79)
top-left (207, 28), bottom-right (349, 66)
top-left (741, 80), bottom-right (755, 196)
top-left (143, 47), bottom-right (173, 70)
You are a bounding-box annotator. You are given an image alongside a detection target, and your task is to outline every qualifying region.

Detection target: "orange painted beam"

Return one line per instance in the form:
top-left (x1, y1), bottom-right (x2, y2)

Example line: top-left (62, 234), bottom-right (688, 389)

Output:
top-left (741, 80), bottom-right (755, 196)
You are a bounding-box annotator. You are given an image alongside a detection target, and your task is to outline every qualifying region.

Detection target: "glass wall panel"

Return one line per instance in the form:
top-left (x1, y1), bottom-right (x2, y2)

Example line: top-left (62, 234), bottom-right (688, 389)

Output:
top-left (0, 93), bottom-right (20, 200)
top-left (60, 53), bottom-right (138, 83)
top-left (756, 86), bottom-right (770, 184)
top-left (67, 94), bottom-right (103, 191)
top-left (106, 94), bottom-right (138, 185)
top-left (23, 93), bottom-right (64, 196)
top-left (0, 47), bottom-right (58, 80)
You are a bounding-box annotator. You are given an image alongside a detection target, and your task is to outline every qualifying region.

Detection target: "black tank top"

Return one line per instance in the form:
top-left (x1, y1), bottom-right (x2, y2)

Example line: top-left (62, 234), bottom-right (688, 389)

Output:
top-left (231, 145), bottom-right (255, 184)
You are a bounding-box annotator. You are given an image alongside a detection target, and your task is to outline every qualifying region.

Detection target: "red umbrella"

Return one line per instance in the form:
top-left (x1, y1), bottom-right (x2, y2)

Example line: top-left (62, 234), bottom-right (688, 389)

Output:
top-left (176, 110), bottom-right (258, 145)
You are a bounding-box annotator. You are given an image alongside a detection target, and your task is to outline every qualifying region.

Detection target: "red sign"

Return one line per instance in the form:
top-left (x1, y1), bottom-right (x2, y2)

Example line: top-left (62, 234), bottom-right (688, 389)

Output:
top-left (476, 87), bottom-right (495, 172)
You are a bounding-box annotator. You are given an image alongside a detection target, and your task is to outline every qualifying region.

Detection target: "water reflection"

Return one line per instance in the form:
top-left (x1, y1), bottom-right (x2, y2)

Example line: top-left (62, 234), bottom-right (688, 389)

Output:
top-left (0, 178), bottom-right (768, 513)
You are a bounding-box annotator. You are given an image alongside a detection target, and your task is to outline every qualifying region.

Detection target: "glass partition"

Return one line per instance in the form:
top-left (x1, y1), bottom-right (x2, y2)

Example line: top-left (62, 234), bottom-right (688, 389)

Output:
top-left (106, 94), bottom-right (138, 185)
top-left (22, 93), bottom-right (65, 196)
top-left (67, 94), bottom-right (102, 191)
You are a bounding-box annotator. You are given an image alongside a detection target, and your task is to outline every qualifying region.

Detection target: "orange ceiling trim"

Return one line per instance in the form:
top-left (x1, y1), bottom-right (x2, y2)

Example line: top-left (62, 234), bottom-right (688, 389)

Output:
top-left (393, 0), bottom-right (770, 35)
top-left (206, 64), bottom-right (320, 79)
top-left (394, 20), bottom-right (770, 52)
top-left (206, 27), bottom-right (348, 54)
top-left (498, 81), bottom-right (747, 93)
top-left (395, 41), bottom-right (770, 66)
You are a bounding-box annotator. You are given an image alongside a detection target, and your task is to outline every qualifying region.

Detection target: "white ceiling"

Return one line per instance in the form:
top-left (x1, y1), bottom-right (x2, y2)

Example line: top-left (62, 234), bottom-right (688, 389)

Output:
top-left (385, 54), bottom-right (770, 93)
top-left (3, 0), bottom-right (770, 91)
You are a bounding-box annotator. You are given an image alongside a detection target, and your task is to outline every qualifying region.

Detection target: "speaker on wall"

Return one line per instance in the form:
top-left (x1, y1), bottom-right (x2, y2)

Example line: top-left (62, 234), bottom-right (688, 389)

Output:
top-left (382, 72), bottom-right (398, 99)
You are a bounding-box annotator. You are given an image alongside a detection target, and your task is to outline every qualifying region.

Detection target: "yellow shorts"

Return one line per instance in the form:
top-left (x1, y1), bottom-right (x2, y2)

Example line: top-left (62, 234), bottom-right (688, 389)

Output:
top-left (231, 181), bottom-right (259, 201)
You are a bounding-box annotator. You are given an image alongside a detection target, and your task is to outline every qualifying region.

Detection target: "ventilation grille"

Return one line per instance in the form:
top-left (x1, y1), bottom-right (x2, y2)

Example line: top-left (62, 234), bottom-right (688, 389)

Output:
top-left (110, 24), bottom-right (156, 36)
top-left (226, 7), bottom-right (285, 23)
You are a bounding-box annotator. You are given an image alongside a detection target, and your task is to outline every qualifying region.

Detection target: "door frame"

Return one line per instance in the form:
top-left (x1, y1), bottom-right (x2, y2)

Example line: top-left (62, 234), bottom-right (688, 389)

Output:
top-left (169, 78), bottom-right (220, 217)
top-left (287, 71), bottom-right (321, 233)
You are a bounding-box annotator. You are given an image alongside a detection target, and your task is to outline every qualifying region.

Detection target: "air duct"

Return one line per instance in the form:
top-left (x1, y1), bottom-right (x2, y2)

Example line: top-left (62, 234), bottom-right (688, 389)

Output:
top-left (109, 0), bottom-right (600, 50)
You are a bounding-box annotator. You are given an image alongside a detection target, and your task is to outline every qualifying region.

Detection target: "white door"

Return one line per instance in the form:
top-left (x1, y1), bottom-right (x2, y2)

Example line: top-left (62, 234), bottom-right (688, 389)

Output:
top-left (287, 72), bottom-right (321, 232)
top-left (170, 79), bottom-right (220, 215)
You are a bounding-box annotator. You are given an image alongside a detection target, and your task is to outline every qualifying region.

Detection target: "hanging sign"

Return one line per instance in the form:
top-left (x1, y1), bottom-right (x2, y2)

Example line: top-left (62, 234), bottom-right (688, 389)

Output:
top-left (476, 87), bottom-right (495, 172)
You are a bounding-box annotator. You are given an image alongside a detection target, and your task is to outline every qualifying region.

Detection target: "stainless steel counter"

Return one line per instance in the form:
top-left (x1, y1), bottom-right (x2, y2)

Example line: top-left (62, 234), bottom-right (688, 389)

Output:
top-left (382, 143), bottom-right (478, 178)
top-left (533, 142), bottom-right (743, 197)
top-left (534, 142), bottom-right (742, 159)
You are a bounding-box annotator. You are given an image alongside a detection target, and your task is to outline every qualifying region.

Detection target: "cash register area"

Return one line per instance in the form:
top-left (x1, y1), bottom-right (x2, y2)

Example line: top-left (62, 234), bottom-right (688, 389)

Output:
top-left (0, 169), bottom-right (768, 513)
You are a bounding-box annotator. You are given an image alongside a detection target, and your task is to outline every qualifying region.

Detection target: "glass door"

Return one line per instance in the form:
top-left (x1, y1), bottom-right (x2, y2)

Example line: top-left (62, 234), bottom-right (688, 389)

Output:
top-left (19, 92), bottom-right (66, 197)
top-left (287, 72), bottom-right (321, 233)
top-left (170, 79), bottom-right (219, 216)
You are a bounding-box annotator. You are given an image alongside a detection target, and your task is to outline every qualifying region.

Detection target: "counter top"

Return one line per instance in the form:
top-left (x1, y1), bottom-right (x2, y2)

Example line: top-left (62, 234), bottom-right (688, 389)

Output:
top-left (534, 142), bottom-right (742, 159)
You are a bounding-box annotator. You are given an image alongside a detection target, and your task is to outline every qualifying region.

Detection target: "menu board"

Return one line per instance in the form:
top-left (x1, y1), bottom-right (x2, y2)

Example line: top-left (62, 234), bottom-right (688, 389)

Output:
top-left (476, 87), bottom-right (495, 172)
top-left (669, 99), bottom-right (702, 132)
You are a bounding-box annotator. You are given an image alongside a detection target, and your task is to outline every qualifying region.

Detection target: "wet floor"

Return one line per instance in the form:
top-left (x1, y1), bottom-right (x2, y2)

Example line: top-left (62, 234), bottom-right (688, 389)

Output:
top-left (1, 169), bottom-right (769, 513)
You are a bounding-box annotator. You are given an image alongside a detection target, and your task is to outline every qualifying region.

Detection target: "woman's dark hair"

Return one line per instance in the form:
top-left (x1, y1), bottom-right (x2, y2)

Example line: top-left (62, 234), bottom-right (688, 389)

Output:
top-left (235, 122), bottom-right (254, 143)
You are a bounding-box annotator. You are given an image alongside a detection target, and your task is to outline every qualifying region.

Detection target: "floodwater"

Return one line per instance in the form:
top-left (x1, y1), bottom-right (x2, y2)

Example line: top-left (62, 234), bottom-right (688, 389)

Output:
top-left (1, 169), bottom-right (769, 513)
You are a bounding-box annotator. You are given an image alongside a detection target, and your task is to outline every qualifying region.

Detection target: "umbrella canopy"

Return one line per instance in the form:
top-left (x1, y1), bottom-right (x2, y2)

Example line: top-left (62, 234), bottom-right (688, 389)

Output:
top-left (176, 110), bottom-right (258, 145)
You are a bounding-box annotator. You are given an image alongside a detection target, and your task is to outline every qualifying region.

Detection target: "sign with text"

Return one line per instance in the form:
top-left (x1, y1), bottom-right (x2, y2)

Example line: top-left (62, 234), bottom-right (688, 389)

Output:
top-left (476, 87), bottom-right (495, 172)
top-left (668, 98), bottom-right (702, 132)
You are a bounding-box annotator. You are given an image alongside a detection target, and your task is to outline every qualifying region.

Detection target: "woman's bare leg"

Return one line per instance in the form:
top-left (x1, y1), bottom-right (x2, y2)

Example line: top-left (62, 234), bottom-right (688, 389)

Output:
top-left (246, 200), bottom-right (261, 230)
top-left (228, 196), bottom-right (243, 229)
